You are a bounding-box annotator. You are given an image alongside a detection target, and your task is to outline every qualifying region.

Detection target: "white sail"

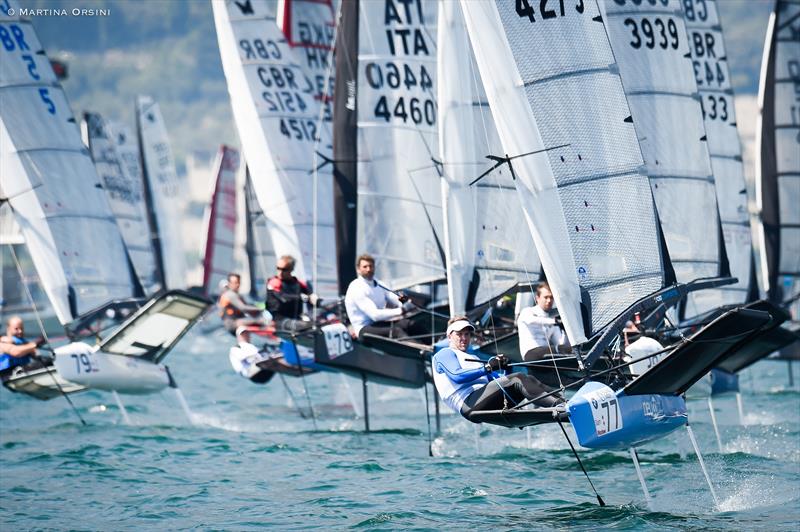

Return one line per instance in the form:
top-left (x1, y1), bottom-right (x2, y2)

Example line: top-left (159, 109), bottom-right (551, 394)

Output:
top-left (437, 0), bottom-right (541, 314)
top-left (244, 169), bottom-right (276, 299)
top-left (212, 0), bottom-right (338, 298)
top-left (755, 0), bottom-right (800, 303)
top-left (202, 145), bottom-right (241, 296)
top-left (136, 95), bottom-right (188, 290)
top-left (0, 2), bottom-right (134, 323)
top-left (460, 0), bottom-right (665, 344)
top-left (83, 112), bottom-right (160, 296)
top-left (683, 0), bottom-right (753, 309)
top-left (352, 0), bottom-right (444, 289)
top-left (599, 0), bottom-right (720, 319)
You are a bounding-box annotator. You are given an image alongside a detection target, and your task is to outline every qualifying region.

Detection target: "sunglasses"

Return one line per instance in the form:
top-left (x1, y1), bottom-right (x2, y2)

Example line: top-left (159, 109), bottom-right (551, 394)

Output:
top-left (277, 266), bottom-right (292, 271)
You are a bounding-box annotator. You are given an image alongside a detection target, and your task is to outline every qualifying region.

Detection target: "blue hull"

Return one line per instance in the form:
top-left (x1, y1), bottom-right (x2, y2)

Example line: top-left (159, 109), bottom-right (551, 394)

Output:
top-left (710, 368), bottom-right (740, 395)
top-left (281, 341), bottom-right (330, 372)
top-left (568, 382), bottom-right (687, 450)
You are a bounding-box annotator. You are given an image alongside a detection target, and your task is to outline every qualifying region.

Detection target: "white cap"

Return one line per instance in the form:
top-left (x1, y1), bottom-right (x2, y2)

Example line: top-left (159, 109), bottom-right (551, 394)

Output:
top-left (235, 325), bottom-right (250, 337)
top-left (446, 319), bottom-right (475, 336)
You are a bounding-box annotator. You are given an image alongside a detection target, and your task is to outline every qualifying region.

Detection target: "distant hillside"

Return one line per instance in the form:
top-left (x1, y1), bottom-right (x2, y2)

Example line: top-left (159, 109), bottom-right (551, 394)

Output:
top-left (24, 0), bottom-right (774, 172)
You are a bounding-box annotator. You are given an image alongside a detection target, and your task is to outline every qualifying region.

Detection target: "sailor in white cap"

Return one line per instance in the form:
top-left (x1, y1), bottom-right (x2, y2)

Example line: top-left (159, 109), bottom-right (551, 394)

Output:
top-left (228, 326), bottom-right (275, 384)
top-left (432, 316), bottom-right (564, 421)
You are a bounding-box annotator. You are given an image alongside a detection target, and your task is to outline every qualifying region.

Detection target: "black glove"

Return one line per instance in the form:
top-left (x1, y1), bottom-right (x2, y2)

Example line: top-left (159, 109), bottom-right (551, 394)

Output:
top-left (485, 356), bottom-right (503, 373)
top-left (398, 294), bottom-right (410, 304)
top-left (496, 354), bottom-right (510, 370)
top-left (554, 316), bottom-right (564, 329)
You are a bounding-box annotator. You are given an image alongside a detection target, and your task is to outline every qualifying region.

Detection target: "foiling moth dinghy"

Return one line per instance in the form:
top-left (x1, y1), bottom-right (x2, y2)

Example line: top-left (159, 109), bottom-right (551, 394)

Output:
top-left (4, 291), bottom-right (211, 424)
top-left (466, 284), bottom-right (774, 506)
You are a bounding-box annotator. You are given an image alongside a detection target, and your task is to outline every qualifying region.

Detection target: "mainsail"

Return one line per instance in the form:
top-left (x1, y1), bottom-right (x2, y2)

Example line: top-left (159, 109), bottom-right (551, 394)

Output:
top-left (201, 145), bottom-right (241, 296)
top-left (244, 168), bottom-right (276, 300)
top-left (599, 0), bottom-right (722, 318)
top-left (0, 3), bottom-right (134, 323)
top-left (755, 0), bottom-right (800, 304)
top-left (213, 0), bottom-right (338, 298)
top-left (683, 0), bottom-right (753, 309)
top-left (437, 0), bottom-right (541, 314)
top-left (136, 95), bottom-right (188, 290)
top-left (333, 0), bottom-right (445, 292)
top-left (83, 112), bottom-right (160, 296)
top-left (459, 0), bottom-right (666, 344)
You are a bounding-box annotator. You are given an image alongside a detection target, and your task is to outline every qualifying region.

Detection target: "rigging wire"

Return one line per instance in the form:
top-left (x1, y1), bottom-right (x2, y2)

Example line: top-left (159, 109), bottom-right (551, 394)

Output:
top-left (557, 417), bottom-right (606, 507)
top-left (9, 245), bottom-right (87, 426)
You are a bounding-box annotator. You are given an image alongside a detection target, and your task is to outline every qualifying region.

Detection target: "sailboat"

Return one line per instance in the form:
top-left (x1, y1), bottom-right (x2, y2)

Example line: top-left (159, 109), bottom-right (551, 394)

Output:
top-left (212, 0), bottom-right (339, 300)
top-left (0, 4), bottom-right (210, 416)
top-left (438, 0), bottom-right (543, 357)
top-left (136, 95), bottom-right (189, 290)
top-left (82, 111), bottom-right (160, 297)
top-left (452, 0), bottom-right (774, 504)
top-left (213, 0), bottom-right (429, 400)
top-left (201, 145), bottom-right (241, 297)
top-left (753, 0), bottom-right (800, 370)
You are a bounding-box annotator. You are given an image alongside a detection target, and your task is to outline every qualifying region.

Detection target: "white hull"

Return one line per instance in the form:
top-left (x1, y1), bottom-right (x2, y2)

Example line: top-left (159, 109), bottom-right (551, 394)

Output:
top-left (54, 343), bottom-right (170, 394)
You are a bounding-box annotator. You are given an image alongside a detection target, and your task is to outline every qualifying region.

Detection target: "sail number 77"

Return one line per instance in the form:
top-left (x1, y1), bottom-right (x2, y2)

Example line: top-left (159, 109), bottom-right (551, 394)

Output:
top-left (586, 386), bottom-right (623, 436)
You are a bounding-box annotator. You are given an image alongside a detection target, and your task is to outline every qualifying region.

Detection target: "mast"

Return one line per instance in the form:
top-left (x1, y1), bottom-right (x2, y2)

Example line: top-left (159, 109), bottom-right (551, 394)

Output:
top-left (332, 0), bottom-right (359, 294)
top-left (437, 0), bottom-right (541, 314)
top-left (755, 0), bottom-right (800, 304)
top-left (135, 98), bottom-right (167, 291)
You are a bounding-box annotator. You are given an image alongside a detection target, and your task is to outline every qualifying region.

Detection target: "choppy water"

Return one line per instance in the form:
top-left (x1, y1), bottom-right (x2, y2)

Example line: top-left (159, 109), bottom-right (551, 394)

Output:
top-left (2, 328), bottom-right (799, 530)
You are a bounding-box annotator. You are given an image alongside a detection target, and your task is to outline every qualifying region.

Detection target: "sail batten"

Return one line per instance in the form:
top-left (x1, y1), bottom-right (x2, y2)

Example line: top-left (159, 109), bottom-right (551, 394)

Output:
top-left (460, 0), bottom-right (665, 343)
top-left (1, 2), bottom-right (134, 322)
top-left (683, 0), bottom-right (753, 309)
top-left (83, 112), bottom-right (159, 296)
top-left (213, 0), bottom-right (339, 298)
top-left (599, 0), bottom-right (721, 317)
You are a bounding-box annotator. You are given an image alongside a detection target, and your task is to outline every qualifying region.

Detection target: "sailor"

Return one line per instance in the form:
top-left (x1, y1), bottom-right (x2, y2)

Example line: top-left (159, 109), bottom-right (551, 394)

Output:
top-left (265, 255), bottom-right (319, 335)
top-left (228, 326), bottom-right (276, 384)
top-left (517, 282), bottom-right (571, 361)
top-left (344, 253), bottom-right (415, 340)
top-left (0, 316), bottom-right (47, 382)
top-left (623, 321), bottom-right (667, 375)
top-left (218, 272), bottom-right (267, 335)
top-left (432, 316), bottom-right (564, 421)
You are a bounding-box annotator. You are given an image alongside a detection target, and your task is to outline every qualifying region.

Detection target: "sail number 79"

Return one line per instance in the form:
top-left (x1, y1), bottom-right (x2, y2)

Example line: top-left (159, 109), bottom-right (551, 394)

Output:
top-left (70, 353), bottom-right (94, 374)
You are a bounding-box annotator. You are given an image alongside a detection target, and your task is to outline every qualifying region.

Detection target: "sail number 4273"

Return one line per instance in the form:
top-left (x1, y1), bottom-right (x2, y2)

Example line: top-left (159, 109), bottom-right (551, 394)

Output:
top-left (516, 0), bottom-right (585, 22)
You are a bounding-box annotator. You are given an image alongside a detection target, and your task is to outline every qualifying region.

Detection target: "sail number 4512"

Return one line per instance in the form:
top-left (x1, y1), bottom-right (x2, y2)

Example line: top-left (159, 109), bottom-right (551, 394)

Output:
top-left (516, 0), bottom-right (585, 22)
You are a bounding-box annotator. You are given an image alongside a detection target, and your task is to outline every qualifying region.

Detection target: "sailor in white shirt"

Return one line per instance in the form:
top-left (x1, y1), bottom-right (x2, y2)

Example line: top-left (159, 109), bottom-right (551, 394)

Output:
top-left (344, 253), bottom-right (415, 340)
top-left (228, 326), bottom-right (275, 384)
top-left (517, 282), bottom-right (571, 361)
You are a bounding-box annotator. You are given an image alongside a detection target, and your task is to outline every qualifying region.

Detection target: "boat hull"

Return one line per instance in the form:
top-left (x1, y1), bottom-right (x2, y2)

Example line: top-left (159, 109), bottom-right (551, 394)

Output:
top-left (54, 343), bottom-right (171, 394)
top-left (568, 382), bottom-right (686, 450)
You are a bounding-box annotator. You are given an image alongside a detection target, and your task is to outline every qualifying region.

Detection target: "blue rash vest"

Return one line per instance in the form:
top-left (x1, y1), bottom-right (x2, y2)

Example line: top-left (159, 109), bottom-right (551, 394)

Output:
top-left (0, 336), bottom-right (31, 371)
top-left (432, 346), bottom-right (503, 414)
